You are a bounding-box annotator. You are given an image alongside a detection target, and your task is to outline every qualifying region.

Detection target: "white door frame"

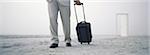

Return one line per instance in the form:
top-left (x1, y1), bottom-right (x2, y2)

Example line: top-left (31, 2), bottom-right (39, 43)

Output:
top-left (116, 13), bottom-right (129, 37)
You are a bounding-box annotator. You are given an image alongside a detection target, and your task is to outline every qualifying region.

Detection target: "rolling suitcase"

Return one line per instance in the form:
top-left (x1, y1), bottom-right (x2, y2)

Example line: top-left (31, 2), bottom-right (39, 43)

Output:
top-left (74, 3), bottom-right (92, 44)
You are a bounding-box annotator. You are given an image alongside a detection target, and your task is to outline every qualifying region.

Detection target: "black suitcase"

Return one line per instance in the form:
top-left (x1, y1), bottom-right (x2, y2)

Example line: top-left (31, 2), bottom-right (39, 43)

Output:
top-left (74, 3), bottom-right (92, 44)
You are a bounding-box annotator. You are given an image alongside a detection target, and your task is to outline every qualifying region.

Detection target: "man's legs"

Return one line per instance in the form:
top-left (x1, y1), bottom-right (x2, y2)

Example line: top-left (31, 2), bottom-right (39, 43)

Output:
top-left (47, 0), bottom-right (59, 44)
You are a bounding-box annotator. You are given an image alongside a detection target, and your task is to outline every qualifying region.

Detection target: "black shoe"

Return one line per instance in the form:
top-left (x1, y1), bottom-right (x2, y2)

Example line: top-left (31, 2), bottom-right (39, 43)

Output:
top-left (49, 43), bottom-right (58, 48)
top-left (66, 43), bottom-right (72, 47)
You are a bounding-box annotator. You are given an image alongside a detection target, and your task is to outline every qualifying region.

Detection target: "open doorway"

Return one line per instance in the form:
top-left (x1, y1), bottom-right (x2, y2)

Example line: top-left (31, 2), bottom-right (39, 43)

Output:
top-left (116, 13), bottom-right (128, 37)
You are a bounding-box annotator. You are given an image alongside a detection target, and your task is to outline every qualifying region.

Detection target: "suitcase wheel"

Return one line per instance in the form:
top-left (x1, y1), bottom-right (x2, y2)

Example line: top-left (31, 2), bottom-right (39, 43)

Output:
top-left (81, 42), bottom-right (82, 44)
top-left (88, 42), bottom-right (90, 44)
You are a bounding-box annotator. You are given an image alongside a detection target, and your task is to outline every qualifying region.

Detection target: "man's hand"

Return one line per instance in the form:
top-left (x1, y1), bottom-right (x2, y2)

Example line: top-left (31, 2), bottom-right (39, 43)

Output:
top-left (74, 0), bottom-right (82, 5)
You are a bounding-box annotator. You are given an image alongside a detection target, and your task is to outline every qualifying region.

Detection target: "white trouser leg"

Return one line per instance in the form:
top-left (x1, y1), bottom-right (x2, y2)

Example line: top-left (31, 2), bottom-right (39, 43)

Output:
top-left (58, 0), bottom-right (71, 43)
top-left (47, 0), bottom-right (59, 44)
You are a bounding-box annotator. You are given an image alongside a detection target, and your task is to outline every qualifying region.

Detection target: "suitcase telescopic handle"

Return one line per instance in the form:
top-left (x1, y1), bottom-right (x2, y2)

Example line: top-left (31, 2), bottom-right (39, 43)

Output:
top-left (74, 2), bottom-right (86, 23)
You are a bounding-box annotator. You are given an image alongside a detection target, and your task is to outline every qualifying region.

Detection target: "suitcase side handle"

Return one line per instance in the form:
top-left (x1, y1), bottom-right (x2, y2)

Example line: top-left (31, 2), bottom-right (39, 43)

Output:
top-left (74, 3), bottom-right (86, 23)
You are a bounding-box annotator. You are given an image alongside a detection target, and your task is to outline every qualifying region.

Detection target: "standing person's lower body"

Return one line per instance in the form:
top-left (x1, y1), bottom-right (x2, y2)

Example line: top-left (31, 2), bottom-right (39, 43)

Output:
top-left (47, 0), bottom-right (71, 48)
